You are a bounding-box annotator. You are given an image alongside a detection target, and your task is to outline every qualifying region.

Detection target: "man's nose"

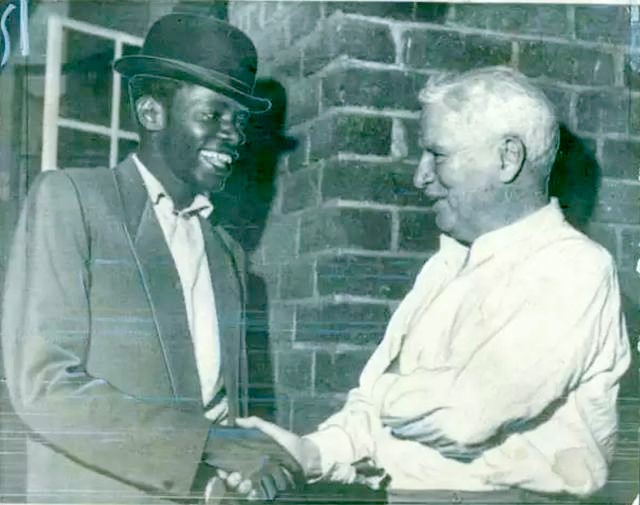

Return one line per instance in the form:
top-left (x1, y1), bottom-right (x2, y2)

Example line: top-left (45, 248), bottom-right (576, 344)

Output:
top-left (414, 152), bottom-right (435, 189)
top-left (217, 114), bottom-right (243, 146)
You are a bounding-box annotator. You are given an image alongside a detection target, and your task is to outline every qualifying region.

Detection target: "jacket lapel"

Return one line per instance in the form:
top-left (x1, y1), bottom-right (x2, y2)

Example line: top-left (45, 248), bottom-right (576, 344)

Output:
top-left (199, 221), bottom-right (243, 420)
top-left (112, 157), bottom-right (201, 409)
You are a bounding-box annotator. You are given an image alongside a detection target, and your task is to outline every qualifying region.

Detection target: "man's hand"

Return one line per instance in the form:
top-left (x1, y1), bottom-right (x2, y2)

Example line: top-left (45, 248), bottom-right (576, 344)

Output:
top-left (235, 416), bottom-right (323, 479)
top-left (212, 416), bottom-right (324, 500)
top-left (202, 424), bottom-right (304, 500)
top-left (213, 465), bottom-right (295, 502)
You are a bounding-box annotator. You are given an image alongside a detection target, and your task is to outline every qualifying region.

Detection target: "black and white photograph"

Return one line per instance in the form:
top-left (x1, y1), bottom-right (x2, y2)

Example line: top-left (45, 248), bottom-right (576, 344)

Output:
top-left (0, 1), bottom-right (637, 504)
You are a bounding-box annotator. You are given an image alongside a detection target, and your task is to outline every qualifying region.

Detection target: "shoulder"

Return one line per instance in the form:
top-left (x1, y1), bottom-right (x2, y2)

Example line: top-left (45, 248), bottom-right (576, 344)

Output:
top-left (525, 222), bottom-right (616, 291)
top-left (28, 168), bottom-right (112, 201)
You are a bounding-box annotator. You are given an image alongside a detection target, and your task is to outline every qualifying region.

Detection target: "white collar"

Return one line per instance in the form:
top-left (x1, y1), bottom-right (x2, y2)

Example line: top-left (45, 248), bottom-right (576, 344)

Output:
top-left (132, 154), bottom-right (213, 219)
top-left (440, 198), bottom-right (565, 264)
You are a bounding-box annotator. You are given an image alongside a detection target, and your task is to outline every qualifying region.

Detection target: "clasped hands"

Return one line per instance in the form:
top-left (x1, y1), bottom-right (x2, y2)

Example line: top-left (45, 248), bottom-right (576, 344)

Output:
top-left (202, 417), bottom-right (319, 502)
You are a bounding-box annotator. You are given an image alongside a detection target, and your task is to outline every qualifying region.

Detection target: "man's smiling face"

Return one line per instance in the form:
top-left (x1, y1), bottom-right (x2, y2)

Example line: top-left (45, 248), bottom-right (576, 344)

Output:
top-left (159, 83), bottom-right (249, 195)
top-left (414, 101), bottom-right (502, 243)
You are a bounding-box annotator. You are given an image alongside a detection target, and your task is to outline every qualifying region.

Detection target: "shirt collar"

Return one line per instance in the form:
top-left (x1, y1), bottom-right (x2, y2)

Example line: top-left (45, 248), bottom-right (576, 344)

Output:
top-left (132, 154), bottom-right (213, 219)
top-left (440, 197), bottom-right (565, 266)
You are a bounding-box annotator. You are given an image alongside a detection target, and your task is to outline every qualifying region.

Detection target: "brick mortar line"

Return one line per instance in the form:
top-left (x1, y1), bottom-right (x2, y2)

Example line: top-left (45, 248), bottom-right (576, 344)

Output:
top-left (390, 209), bottom-right (400, 252)
top-left (566, 6), bottom-right (577, 40)
top-left (341, 12), bottom-right (638, 54)
top-left (595, 137), bottom-right (605, 168)
top-left (389, 23), bottom-right (407, 66)
top-left (574, 130), bottom-right (640, 142)
top-left (300, 248), bottom-right (430, 261)
top-left (511, 40), bottom-right (519, 69)
top-left (614, 227), bottom-right (624, 268)
top-left (275, 294), bottom-right (398, 307)
top-left (328, 197), bottom-right (435, 213)
top-left (313, 56), bottom-right (438, 77)
top-left (336, 152), bottom-right (409, 163)
top-left (290, 392), bottom-right (349, 401)
top-left (310, 349), bottom-right (317, 397)
top-left (613, 51), bottom-right (627, 87)
top-left (611, 223), bottom-right (640, 231)
top-left (287, 396), bottom-right (294, 430)
top-left (274, 197), bottom-right (431, 221)
top-left (291, 304), bottom-right (298, 346)
top-left (312, 256), bottom-right (319, 299)
top-left (275, 263), bottom-right (283, 301)
top-left (294, 215), bottom-right (301, 258)
top-left (280, 160), bottom-right (326, 181)
top-left (287, 106), bottom-right (420, 136)
top-left (292, 342), bottom-right (378, 353)
top-left (251, 251), bottom-right (433, 274)
top-left (315, 161), bottom-right (324, 209)
top-left (568, 91), bottom-right (579, 132)
top-left (599, 176), bottom-right (640, 186)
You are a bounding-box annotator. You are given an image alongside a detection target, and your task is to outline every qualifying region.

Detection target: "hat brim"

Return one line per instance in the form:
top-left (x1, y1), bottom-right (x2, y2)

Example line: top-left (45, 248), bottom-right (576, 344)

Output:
top-left (114, 55), bottom-right (271, 113)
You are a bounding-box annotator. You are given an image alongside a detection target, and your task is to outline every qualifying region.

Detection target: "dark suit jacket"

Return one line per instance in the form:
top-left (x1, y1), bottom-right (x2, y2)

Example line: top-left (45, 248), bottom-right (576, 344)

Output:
top-left (1, 155), bottom-right (249, 503)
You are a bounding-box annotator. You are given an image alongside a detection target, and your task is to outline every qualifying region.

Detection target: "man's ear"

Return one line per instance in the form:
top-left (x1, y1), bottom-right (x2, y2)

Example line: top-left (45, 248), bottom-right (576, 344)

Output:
top-left (135, 95), bottom-right (166, 132)
top-left (498, 136), bottom-right (526, 183)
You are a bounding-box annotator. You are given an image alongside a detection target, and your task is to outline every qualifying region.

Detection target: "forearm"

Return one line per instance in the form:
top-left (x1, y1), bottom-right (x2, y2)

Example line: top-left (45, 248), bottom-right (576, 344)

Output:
top-left (303, 388), bottom-right (383, 482)
top-left (7, 364), bottom-right (211, 495)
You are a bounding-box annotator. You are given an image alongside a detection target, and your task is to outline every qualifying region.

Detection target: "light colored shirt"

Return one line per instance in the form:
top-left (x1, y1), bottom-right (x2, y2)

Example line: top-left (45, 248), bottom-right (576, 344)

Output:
top-left (133, 155), bottom-right (227, 421)
top-left (307, 198), bottom-right (630, 496)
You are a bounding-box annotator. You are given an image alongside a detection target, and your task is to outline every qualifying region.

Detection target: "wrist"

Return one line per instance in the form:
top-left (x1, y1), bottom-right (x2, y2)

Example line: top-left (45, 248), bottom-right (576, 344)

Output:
top-left (300, 437), bottom-right (323, 479)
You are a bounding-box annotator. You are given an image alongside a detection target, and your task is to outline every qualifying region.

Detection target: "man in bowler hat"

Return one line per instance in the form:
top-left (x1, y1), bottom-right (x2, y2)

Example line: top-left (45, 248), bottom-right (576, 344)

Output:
top-left (2, 13), bottom-right (300, 503)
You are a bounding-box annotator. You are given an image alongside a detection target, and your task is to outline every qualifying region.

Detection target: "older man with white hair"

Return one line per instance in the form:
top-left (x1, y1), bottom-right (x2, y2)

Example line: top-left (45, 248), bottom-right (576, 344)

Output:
top-left (230, 66), bottom-right (631, 503)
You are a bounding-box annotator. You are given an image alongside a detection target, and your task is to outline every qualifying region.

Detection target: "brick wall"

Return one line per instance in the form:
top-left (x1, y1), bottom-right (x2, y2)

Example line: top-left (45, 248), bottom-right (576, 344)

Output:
top-left (228, 2), bottom-right (639, 500)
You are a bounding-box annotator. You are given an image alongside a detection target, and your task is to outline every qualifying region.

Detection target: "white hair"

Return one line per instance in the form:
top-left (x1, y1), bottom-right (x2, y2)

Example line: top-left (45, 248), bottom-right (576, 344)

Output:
top-left (419, 66), bottom-right (560, 176)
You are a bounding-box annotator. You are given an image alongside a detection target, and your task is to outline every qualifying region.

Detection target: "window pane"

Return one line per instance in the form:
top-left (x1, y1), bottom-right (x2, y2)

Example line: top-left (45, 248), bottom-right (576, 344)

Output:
top-left (59, 29), bottom-right (114, 127)
top-left (119, 44), bottom-right (141, 132)
top-left (58, 128), bottom-right (110, 169)
top-left (118, 138), bottom-right (138, 163)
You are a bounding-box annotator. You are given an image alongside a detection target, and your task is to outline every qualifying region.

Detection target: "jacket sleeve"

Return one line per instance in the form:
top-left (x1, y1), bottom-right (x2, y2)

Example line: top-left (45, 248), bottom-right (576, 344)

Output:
top-left (215, 224), bottom-right (250, 417)
top-left (1, 171), bottom-right (212, 496)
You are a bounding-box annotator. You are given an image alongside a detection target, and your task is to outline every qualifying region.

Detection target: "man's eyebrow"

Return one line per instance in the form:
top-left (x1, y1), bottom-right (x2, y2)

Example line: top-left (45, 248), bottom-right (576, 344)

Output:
top-left (429, 144), bottom-right (447, 154)
top-left (420, 140), bottom-right (447, 154)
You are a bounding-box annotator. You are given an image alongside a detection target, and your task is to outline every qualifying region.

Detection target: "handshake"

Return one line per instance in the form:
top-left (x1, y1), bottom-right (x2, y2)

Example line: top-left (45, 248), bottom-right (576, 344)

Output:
top-left (202, 417), bottom-right (388, 503)
top-left (202, 417), bottom-right (320, 502)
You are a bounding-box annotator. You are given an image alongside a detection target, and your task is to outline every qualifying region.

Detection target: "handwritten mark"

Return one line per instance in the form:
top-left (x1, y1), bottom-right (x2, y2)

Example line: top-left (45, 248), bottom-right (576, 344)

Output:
top-left (1, 0), bottom-right (29, 68)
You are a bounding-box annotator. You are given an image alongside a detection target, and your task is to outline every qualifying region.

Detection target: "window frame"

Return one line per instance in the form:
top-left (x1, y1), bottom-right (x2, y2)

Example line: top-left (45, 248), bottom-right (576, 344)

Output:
top-left (41, 15), bottom-right (143, 171)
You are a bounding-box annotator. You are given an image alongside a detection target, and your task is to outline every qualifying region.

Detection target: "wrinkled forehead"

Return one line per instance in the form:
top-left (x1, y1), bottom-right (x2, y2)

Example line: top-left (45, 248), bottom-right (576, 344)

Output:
top-left (419, 101), bottom-right (488, 150)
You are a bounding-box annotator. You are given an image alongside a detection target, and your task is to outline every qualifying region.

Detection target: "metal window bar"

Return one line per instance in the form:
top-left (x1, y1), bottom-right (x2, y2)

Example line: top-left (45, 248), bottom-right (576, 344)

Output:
top-left (41, 15), bottom-right (143, 172)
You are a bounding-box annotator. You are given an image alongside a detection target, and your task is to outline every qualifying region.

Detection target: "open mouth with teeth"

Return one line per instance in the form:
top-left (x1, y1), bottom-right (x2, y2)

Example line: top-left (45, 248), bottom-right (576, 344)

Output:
top-left (199, 150), bottom-right (234, 173)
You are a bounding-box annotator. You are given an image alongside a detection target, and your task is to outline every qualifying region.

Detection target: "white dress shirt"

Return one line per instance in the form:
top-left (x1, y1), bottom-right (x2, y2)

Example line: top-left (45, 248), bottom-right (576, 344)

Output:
top-left (307, 198), bottom-right (630, 496)
top-left (133, 155), bottom-right (226, 421)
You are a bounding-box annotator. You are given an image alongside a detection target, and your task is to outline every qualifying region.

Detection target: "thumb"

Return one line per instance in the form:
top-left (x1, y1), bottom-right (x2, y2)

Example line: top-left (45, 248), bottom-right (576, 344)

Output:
top-left (236, 417), bottom-right (293, 443)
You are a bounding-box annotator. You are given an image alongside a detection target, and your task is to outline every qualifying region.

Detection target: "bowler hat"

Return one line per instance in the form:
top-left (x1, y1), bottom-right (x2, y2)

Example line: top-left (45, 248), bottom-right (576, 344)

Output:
top-left (114, 14), bottom-right (270, 113)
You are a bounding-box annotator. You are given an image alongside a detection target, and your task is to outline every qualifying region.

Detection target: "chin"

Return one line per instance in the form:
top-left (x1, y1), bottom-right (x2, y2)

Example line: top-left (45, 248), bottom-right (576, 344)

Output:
top-left (197, 172), bottom-right (229, 195)
top-left (436, 215), bottom-right (466, 243)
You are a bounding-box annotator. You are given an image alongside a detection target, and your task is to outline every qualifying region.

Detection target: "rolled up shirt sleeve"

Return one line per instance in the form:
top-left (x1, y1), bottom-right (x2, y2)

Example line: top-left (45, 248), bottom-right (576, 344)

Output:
top-left (304, 386), bottom-right (385, 481)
